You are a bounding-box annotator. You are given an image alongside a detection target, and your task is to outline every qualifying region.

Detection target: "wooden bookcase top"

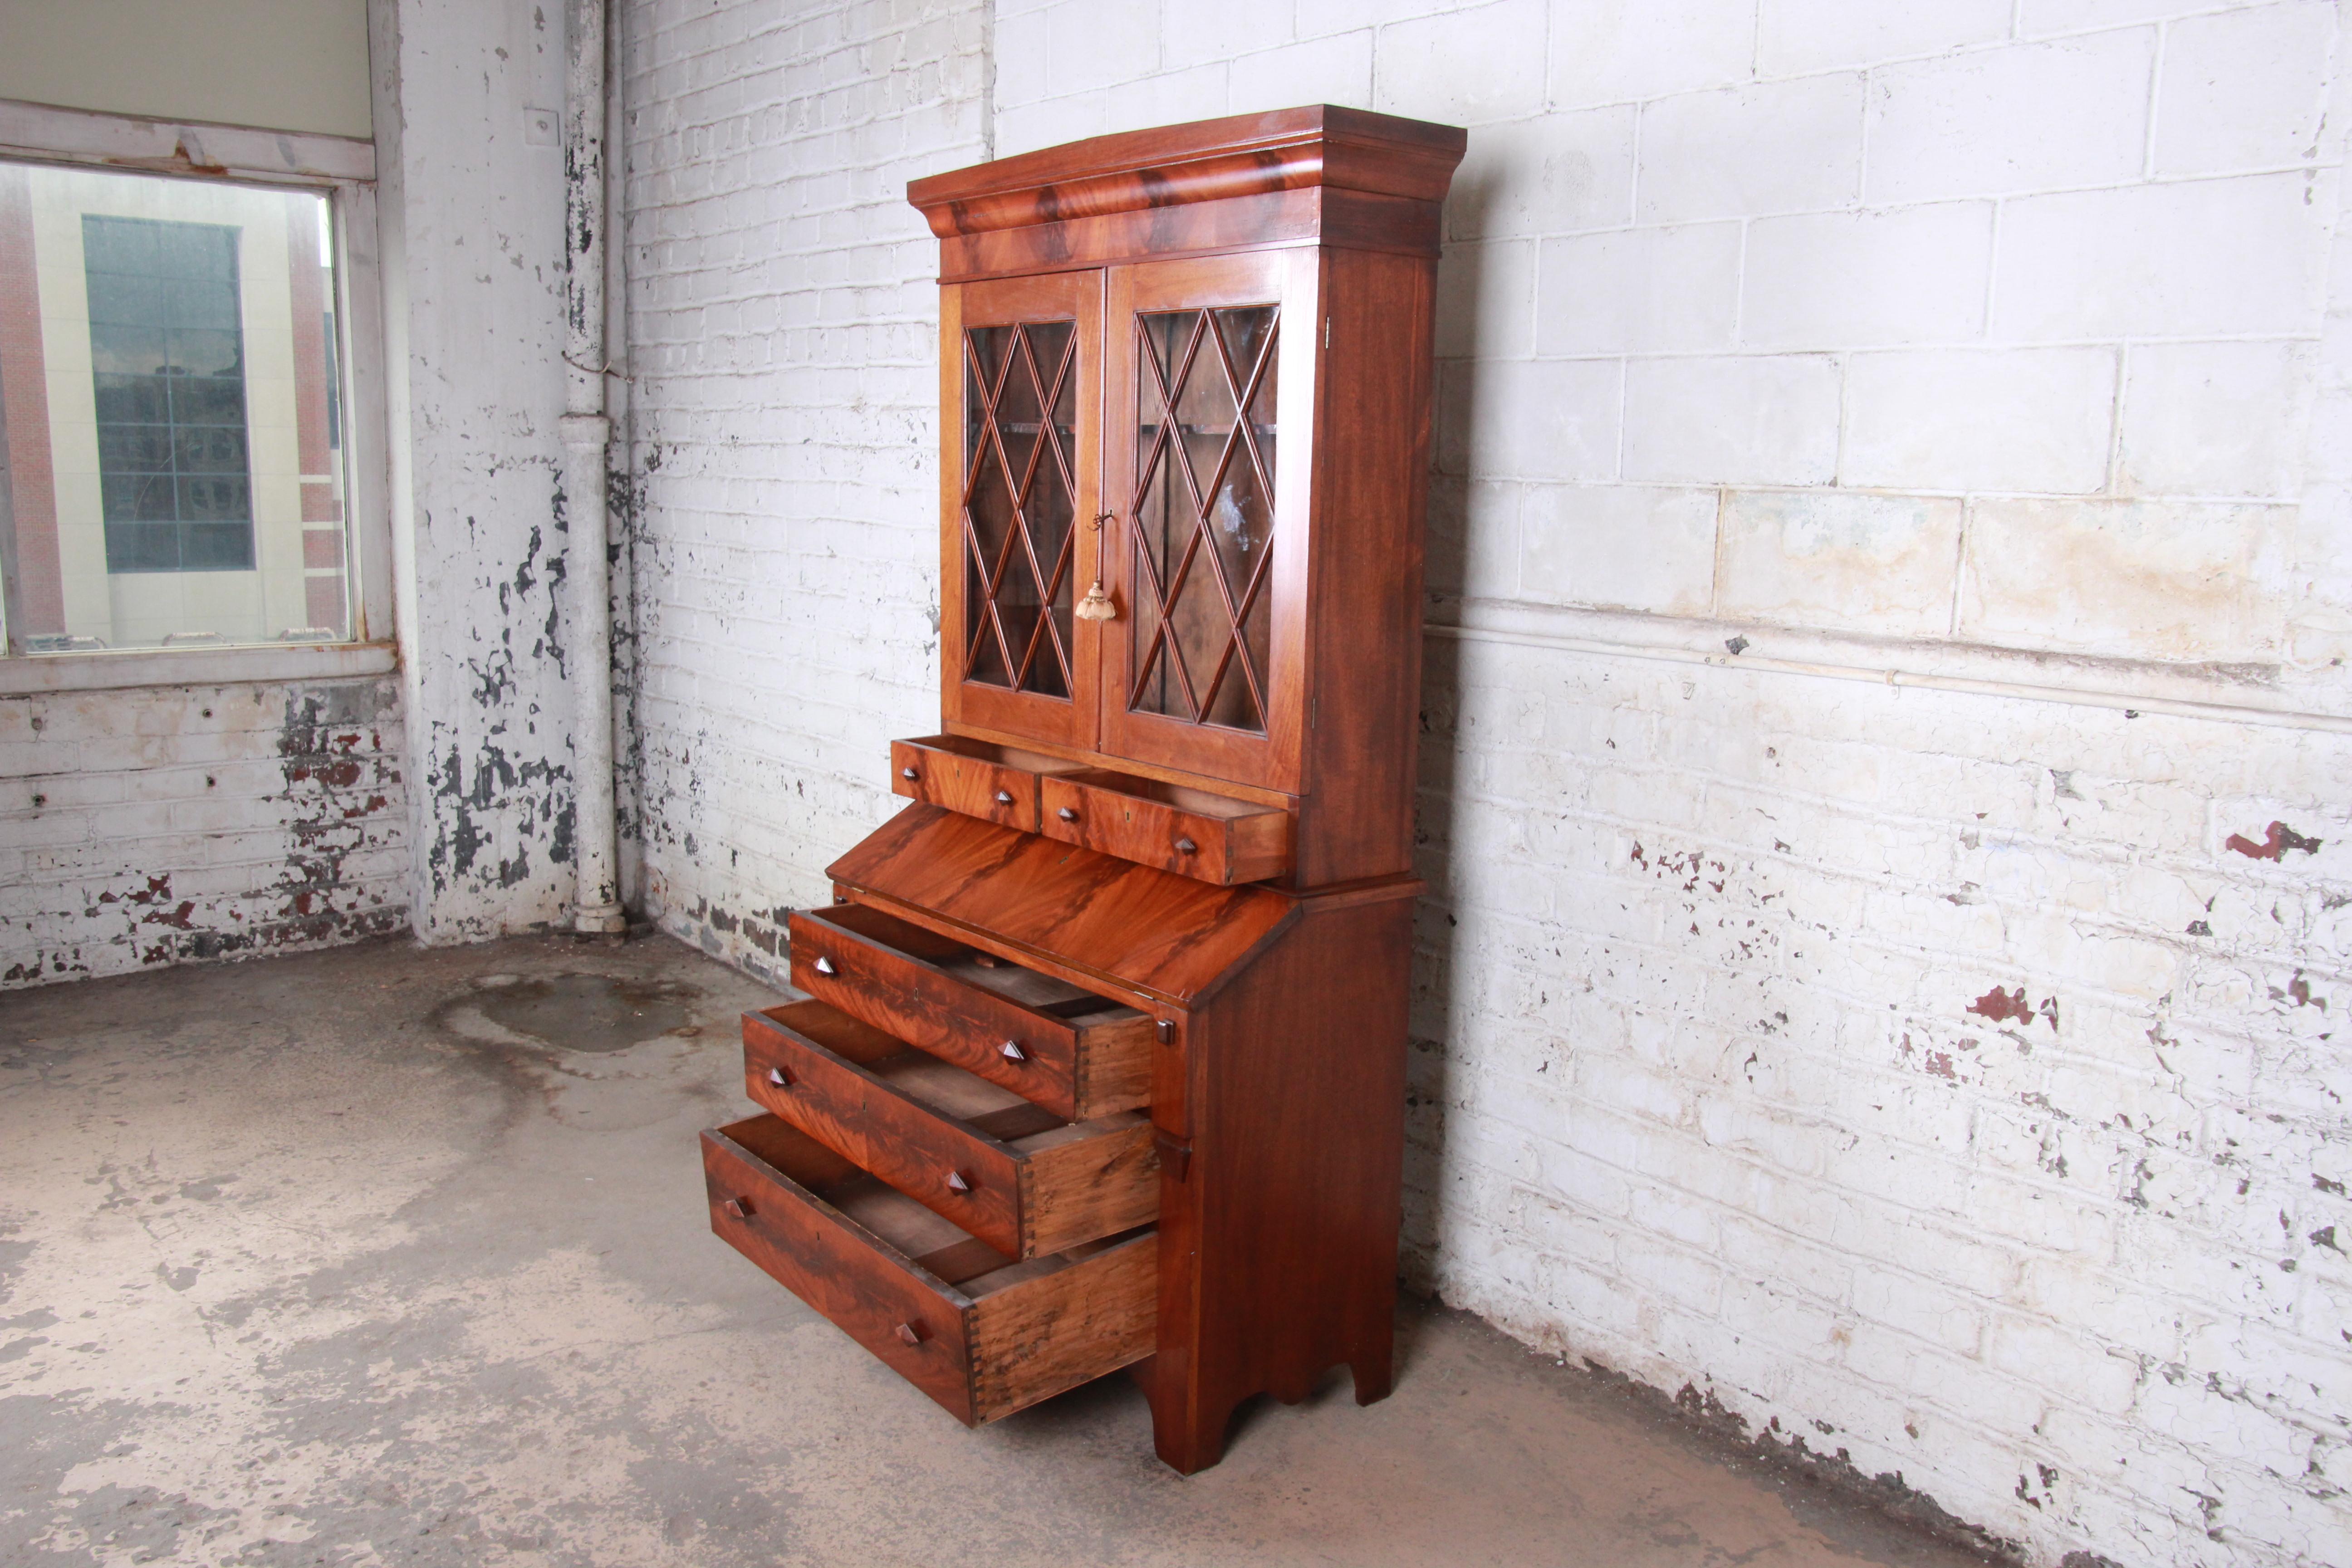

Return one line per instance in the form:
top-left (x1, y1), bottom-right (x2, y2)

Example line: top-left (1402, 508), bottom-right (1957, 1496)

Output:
top-left (907, 105), bottom-right (1468, 244)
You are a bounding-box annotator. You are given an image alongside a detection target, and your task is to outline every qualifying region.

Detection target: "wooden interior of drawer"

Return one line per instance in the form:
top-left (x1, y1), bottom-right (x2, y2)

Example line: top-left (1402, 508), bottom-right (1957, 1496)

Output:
top-left (744, 1000), bottom-right (1158, 1256)
top-left (890, 733), bottom-right (1082, 832)
top-left (725, 1110), bottom-right (1018, 1285)
top-left (791, 901), bottom-right (1154, 1119)
top-left (808, 902), bottom-right (1137, 1025)
top-left (706, 1113), bottom-right (1156, 1423)
top-left (1043, 768), bottom-right (1294, 883)
top-left (894, 732), bottom-right (1078, 777)
top-left (758, 999), bottom-right (1064, 1136)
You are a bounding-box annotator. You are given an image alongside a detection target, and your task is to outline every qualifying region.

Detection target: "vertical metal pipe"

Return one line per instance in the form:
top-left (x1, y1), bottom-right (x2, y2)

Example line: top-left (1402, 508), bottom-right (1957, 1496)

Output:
top-left (564, 0), bottom-right (625, 934)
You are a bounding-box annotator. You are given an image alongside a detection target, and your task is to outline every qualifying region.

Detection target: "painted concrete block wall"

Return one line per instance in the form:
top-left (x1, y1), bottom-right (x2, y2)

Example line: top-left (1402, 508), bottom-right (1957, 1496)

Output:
top-left (622, 3), bottom-right (2352, 1565)
top-left (0, 677), bottom-right (408, 986)
top-left (374, 0), bottom-right (594, 941)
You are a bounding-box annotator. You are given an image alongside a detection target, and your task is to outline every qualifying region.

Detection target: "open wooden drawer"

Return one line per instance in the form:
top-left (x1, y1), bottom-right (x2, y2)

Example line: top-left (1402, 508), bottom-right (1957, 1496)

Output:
top-left (887, 734), bottom-right (1294, 887)
top-left (703, 1113), bottom-right (1156, 1425)
top-left (889, 734), bottom-right (1081, 833)
top-left (742, 1000), bottom-right (1158, 1259)
top-left (789, 902), bottom-right (1152, 1121)
top-left (1039, 769), bottom-right (1293, 885)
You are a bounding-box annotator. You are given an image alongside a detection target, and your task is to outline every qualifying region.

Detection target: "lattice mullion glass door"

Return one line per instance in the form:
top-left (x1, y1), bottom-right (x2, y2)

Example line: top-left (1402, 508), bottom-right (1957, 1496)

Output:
top-left (1101, 250), bottom-right (1313, 795)
top-left (937, 271), bottom-right (1102, 750)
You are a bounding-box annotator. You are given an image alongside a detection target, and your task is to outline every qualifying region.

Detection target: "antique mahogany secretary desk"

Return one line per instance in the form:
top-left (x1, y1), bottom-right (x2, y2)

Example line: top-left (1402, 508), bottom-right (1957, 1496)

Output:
top-left (700, 105), bottom-right (1466, 1473)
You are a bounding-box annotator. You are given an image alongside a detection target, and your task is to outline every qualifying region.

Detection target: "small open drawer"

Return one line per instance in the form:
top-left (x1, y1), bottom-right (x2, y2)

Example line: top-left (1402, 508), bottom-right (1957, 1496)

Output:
top-left (889, 734), bottom-right (1080, 833)
top-left (1039, 769), bottom-right (1294, 885)
top-left (704, 1113), bottom-right (1156, 1426)
top-left (742, 1000), bottom-right (1158, 1259)
top-left (789, 902), bottom-right (1152, 1121)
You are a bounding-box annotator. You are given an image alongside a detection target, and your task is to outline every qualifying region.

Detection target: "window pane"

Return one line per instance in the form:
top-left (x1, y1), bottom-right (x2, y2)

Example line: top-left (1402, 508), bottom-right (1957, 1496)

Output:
top-left (182, 522), bottom-right (256, 572)
top-left (167, 275), bottom-right (240, 330)
top-left (89, 323), bottom-right (166, 374)
top-left (79, 218), bottom-right (158, 274)
top-left (92, 372), bottom-right (171, 423)
top-left (0, 162), bottom-right (352, 653)
top-left (100, 471), bottom-right (174, 523)
top-left (97, 425), bottom-right (173, 471)
top-left (164, 327), bottom-right (243, 378)
top-left (174, 426), bottom-right (246, 473)
top-left (105, 522), bottom-right (181, 573)
top-left (168, 374), bottom-right (246, 427)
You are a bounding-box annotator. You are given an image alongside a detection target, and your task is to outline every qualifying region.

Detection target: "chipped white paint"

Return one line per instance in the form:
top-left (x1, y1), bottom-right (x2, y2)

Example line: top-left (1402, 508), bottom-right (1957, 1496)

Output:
top-left (0, 679), bottom-right (409, 987)
top-left (375, 0), bottom-right (588, 941)
top-left (564, 0), bottom-right (626, 936)
top-left (622, 3), bottom-right (2352, 1566)
top-left (617, 0), bottom-right (988, 979)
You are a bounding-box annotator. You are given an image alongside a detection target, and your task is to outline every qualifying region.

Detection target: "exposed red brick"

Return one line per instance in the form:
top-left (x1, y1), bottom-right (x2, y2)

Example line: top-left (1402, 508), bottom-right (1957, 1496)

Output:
top-left (0, 164), bottom-right (64, 632)
top-left (2225, 820), bottom-right (2323, 861)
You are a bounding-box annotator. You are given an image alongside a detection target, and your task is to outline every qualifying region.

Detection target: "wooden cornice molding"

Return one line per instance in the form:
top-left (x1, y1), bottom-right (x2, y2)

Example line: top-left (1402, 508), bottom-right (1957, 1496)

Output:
top-left (906, 104), bottom-right (1467, 239)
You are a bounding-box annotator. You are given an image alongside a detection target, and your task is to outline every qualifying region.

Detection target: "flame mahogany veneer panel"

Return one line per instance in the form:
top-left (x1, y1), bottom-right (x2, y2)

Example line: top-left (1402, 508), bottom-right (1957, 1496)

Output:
top-left (825, 803), bottom-right (1298, 1009)
top-left (741, 1001), bottom-right (1157, 1260)
top-left (1142, 888), bottom-right (1416, 1473)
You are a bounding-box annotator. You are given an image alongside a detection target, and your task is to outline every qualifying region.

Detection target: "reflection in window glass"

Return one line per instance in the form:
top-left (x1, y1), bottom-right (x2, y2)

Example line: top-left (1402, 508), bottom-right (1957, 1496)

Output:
top-left (86, 215), bottom-right (255, 574)
top-left (0, 161), bottom-right (351, 654)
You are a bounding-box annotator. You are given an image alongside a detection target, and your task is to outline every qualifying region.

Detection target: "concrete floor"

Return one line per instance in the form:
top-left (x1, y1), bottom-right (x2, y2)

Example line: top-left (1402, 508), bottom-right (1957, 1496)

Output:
top-left (0, 934), bottom-right (2000, 1568)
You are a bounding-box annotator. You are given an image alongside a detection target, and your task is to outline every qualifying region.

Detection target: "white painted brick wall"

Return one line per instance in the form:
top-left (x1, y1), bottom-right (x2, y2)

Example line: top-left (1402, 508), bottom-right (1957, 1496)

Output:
top-left (0, 679), bottom-right (409, 987)
top-left (622, 4), bottom-right (2352, 1564)
top-left (619, 0), bottom-right (986, 980)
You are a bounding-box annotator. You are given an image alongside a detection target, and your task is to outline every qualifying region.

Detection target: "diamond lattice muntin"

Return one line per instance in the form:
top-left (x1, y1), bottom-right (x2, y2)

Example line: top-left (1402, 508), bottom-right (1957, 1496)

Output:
top-left (961, 319), bottom-right (1078, 697)
top-left (1127, 304), bottom-right (1279, 734)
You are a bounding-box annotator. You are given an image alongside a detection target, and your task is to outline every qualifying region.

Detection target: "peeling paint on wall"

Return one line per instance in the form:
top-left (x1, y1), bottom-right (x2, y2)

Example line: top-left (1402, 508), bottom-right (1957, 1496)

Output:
top-left (382, 0), bottom-right (585, 943)
top-left (1, 679), bottom-right (410, 988)
top-left (607, 4), bottom-right (2352, 1565)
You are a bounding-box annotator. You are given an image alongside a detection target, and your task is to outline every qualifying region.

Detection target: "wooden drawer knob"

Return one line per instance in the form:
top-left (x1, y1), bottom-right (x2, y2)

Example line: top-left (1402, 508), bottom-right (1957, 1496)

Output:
top-left (722, 1196), bottom-right (754, 1220)
top-left (765, 1065), bottom-right (790, 1088)
top-left (999, 1039), bottom-right (1026, 1062)
top-left (901, 766), bottom-right (919, 780)
top-left (813, 956), bottom-right (837, 976)
top-left (946, 1170), bottom-right (972, 1194)
top-left (1057, 806), bottom-right (1078, 822)
top-left (994, 789), bottom-right (1015, 805)
top-left (1175, 837), bottom-right (1198, 855)
top-left (895, 1321), bottom-right (928, 1347)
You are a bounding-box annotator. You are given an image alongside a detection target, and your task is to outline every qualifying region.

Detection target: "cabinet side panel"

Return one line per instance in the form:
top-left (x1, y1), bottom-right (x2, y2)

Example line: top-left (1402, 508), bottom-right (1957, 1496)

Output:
top-left (1298, 247), bottom-right (1435, 887)
top-left (1152, 892), bottom-right (1413, 1465)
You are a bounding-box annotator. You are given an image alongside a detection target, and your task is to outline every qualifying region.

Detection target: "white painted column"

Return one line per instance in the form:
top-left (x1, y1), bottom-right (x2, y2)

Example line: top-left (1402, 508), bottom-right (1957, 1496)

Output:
top-left (564, 0), bottom-right (623, 934)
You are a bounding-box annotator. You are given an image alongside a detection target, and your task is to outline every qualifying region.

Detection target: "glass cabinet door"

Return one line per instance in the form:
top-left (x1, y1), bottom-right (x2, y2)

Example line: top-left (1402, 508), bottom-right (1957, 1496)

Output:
top-left (1101, 251), bottom-right (1312, 794)
top-left (938, 271), bottom-right (1103, 748)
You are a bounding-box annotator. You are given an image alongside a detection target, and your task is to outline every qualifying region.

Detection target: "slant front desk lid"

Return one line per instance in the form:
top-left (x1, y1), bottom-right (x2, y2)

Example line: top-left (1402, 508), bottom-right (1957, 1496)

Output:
top-left (826, 803), bottom-right (1296, 1009)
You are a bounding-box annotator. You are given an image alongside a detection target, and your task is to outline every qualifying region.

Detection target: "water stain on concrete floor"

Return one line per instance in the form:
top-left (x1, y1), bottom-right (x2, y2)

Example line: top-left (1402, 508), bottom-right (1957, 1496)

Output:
top-left (431, 971), bottom-right (700, 1053)
top-left (474, 973), bottom-right (698, 1052)
top-left (0, 933), bottom-right (2002, 1568)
